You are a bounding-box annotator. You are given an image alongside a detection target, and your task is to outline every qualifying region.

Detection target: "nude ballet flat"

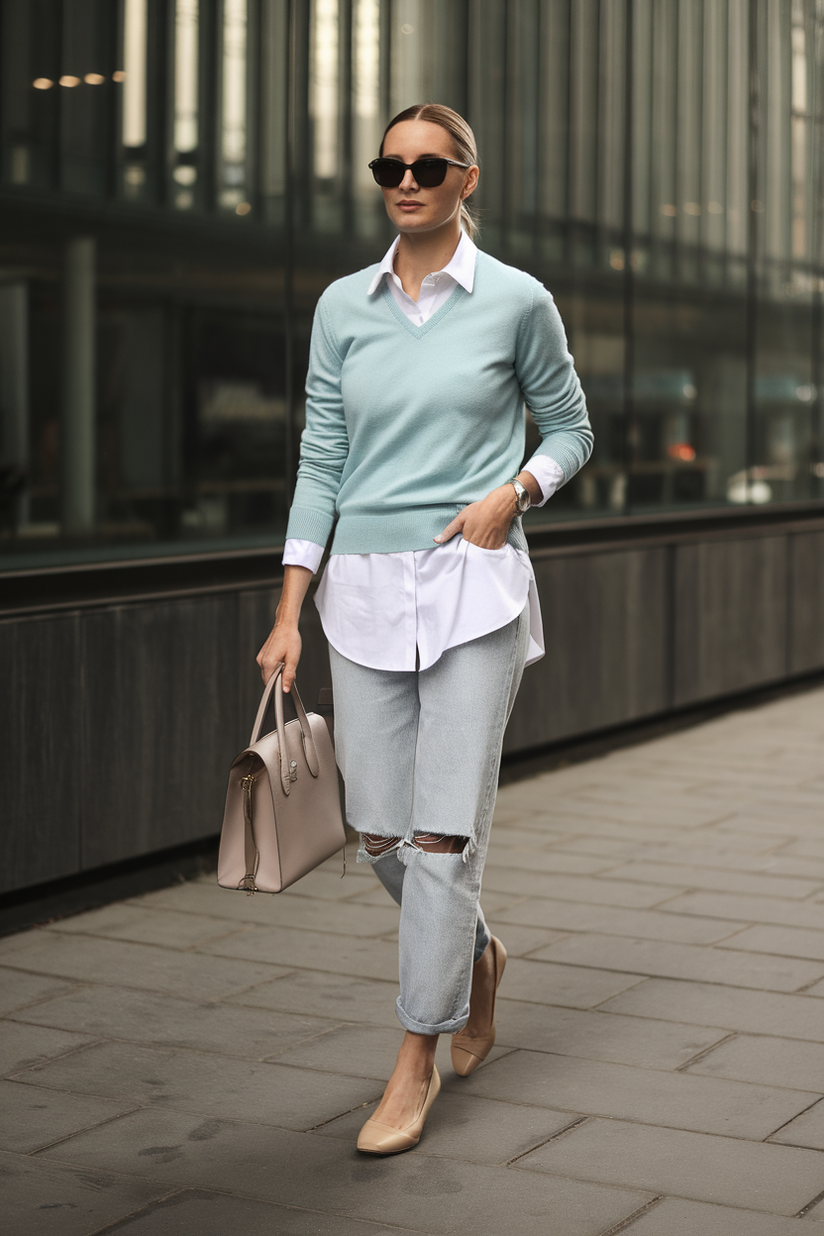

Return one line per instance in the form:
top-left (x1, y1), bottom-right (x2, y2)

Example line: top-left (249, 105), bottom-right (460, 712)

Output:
top-left (451, 935), bottom-right (507, 1077)
top-left (357, 1066), bottom-right (441, 1155)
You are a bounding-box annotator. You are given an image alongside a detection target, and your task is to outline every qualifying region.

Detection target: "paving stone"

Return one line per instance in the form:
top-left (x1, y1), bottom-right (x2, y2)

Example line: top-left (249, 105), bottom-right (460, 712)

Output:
top-left (506, 786), bottom-right (732, 827)
top-left (496, 957), bottom-right (646, 1007)
top-left (480, 866), bottom-right (683, 909)
top-left (558, 774), bottom-right (709, 801)
top-left (717, 813), bottom-right (824, 839)
top-left (618, 1197), bottom-right (823, 1235)
top-left (781, 840), bottom-right (824, 862)
top-left (0, 1020), bottom-right (93, 1075)
top-left (10, 985), bottom-right (338, 1059)
top-left (493, 897), bottom-right (739, 943)
top-left (317, 1090), bottom-right (576, 1164)
top-left (601, 845), bottom-right (824, 882)
top-left (123, 886), bottom-right (403, 937)
top-left (543, 835), bottom-right (641, 858)
top-left (494, 1000), bottom-right (727, 1069)
top-left (197, 924), bottom-right (400, 981)
top-left (134, 866), bottom-right (374, 912)
top-left (465, 1049), bottom-right (818, 1137)
top-left (660, 890), bottom-right (824, 931)
top-left (15, 1040), bottom-right (381, 1131)
top-left (0, 969), bottom-right (77, 1017)
top-left (0, 930), bottom-right (290, 999)
top-left (551, 820), bottom-right (788, 852)
top-left (38, 1107), bottom-right (652, 1236)
top-left (484, 922), bottom-right (570, 955)
top-left (518, 1116), bottom-right (824, 1212)
top-left (484, 844), bottom-right (619, 876)
top-left (233, 970), bottom-right (402, 1028)
top-left (272, 1023), bottom-right (408, 1077)
top-left (600, 979), bottom-right (824, 1041)
top-left (717, 925), bottom-right (824, 962)
top-left (603, 861), bottom-right (824, 900)
top-left (0, 1149), bottom-right (169, 1236)
top-left (529, 933), bottom-right (824, 992)
top-left (685, 1033), bottom-right (824, 1094)
top-left (85, 1188), bottom-right (413, 1235)
top-left (46, 904), bottom-right (248, 949)
top-left (0, 1079), bottom-right (136, 1153)
top-left (794, 975), bottom-right (824, 998)
top-left (487, 825), bottom-right (573, 847)
top-left (770, 1098), bottom-right (824, 1150)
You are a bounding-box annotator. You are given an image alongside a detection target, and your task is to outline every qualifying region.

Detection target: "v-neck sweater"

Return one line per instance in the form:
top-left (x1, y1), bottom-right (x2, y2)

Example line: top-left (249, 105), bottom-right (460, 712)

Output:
top-left (286, 248), bottom-right (592, 555)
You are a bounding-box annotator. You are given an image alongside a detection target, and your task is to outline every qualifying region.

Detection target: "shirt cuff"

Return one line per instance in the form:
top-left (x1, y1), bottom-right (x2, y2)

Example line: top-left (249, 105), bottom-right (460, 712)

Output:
top-left (521, 455), bottom-right (565, 507)
top-left (283, 539), bottom-right (324, 574)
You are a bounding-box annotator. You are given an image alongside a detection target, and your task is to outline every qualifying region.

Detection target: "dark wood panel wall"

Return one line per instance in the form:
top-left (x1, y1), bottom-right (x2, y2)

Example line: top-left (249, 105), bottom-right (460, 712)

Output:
top-left (3, 519), bottom-right (823, 895)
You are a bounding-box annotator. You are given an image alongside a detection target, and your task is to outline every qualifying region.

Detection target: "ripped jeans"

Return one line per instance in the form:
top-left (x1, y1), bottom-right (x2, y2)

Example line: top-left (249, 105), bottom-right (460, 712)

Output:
top-left (329, 604), bottom-right (530, 1035)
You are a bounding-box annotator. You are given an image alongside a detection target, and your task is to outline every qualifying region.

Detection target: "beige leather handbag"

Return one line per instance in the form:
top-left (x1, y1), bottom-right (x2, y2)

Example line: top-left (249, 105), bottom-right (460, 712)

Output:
top-left (217, 664), bottom-right (346, 894)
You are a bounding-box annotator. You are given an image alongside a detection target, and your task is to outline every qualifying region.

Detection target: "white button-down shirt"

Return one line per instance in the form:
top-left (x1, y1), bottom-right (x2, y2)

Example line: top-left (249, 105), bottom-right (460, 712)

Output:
top-left (284, 232), bottom-right (564, 671)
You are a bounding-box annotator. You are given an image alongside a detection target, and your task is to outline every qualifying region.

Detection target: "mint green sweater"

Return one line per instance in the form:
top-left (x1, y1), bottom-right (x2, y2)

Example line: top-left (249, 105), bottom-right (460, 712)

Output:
top-left (286, 249), bottom-right (593, 554)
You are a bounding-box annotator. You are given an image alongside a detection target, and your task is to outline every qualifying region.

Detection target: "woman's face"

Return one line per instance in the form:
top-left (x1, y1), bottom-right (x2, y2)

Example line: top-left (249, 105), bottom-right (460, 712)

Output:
top-left (379, 119), bottom-right (479, 237)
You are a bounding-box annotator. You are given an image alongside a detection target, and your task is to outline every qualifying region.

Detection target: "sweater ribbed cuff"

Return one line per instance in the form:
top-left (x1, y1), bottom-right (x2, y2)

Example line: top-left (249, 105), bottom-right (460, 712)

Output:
top-left (284, 506), bottom-right (334, 549)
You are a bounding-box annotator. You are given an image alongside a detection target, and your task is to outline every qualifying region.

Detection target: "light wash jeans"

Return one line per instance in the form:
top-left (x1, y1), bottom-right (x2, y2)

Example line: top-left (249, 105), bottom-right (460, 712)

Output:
top-left (329, 605), bottom-right (530, 1035)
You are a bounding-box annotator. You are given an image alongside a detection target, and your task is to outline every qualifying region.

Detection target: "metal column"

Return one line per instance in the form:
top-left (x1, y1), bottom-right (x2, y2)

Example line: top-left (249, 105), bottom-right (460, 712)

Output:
top-left (0, 282), bottom-right (30, 527)
top-left (61, 237), bottom-right (96, 534)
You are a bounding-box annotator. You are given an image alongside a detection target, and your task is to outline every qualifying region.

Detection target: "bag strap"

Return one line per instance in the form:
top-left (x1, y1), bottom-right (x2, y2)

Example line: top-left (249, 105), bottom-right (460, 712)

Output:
top-left (250, 663), bottom-right (321, 795)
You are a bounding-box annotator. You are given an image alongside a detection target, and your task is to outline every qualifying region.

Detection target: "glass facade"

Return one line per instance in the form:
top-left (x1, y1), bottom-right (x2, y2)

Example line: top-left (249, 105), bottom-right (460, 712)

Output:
top-left (1, 0), bottom-right (823, 570)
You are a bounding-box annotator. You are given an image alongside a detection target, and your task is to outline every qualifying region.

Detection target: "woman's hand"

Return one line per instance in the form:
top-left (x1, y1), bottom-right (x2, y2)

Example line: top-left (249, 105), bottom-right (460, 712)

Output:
top-left (434, 485), bottom-right (517, 549)
top-left (255, 564), bottom-right (313, 691)
top-left (256, 620), bottom-right (302, 691)
top-left (435, 472), bottom-right (543, 549)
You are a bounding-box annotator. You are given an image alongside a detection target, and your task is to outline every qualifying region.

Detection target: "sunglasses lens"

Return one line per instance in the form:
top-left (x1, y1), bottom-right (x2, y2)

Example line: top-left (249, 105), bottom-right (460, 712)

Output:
top-left (413, 159), bottom-right (448, 187)
top-left (369, 158), bottom-right (451, 187)
top-left (371, 159), bottom-right (404, 187)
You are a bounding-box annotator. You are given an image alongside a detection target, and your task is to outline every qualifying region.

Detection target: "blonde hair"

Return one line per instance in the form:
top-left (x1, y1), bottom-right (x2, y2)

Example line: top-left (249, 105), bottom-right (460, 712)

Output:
top-left (379, 103), bottom-right (480, 240)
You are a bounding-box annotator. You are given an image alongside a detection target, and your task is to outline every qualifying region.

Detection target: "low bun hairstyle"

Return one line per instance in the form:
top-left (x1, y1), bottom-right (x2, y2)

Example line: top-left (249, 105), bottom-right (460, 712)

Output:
top-left (379, 103), bottom-right (480, 240)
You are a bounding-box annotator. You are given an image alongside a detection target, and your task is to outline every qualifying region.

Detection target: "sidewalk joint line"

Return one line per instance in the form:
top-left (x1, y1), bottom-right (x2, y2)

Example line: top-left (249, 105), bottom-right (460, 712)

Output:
top-left (675, 1031), bottom-right (738, 1072)
top-left (797, 1186), bottom-right (824, 1218)
top-left (505, 1115), bottom-right (590, 1164)
top-left (763, 1095), bottom-right (824, 1142)
top-left (595, 1196), bottom-right (664, 1236)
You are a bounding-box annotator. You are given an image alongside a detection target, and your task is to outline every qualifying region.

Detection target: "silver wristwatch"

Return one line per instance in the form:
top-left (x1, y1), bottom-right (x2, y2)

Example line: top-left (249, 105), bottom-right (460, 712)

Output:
top-left (508, 477), bottom-right (532, 514)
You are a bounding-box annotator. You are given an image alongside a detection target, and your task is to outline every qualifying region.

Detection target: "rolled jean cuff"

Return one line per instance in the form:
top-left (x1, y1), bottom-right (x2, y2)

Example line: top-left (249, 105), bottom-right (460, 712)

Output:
top-left (395, 996), bottom-right (470, 1036)
top-left (474, 922), bottom-right (491, 963)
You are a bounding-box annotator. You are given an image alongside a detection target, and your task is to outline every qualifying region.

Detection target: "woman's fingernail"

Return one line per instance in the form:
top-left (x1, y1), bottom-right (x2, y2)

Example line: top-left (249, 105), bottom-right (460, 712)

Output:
top-left (433, 536), bottom-right (443, 543)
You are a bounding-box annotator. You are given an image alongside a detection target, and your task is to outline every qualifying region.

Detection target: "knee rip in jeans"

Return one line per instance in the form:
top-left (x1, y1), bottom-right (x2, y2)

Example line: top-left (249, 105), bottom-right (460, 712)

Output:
top-left (362, 832), bottom-right (468, 857)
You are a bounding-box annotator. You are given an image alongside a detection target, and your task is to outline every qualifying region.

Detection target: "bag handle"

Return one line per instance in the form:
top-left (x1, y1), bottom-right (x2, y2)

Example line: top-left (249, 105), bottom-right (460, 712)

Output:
top-left (250, 663), bottom-right (320, 794)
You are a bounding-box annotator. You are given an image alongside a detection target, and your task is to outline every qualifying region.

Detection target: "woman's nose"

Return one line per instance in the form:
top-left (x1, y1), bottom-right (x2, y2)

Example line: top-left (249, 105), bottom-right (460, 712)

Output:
top-left (399, 169), bottom-right (419, 191)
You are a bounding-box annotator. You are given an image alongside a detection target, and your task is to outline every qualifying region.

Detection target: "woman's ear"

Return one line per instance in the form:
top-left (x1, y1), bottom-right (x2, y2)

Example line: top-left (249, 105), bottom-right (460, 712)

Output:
top-left (461, 166), bottom-right (480, 200)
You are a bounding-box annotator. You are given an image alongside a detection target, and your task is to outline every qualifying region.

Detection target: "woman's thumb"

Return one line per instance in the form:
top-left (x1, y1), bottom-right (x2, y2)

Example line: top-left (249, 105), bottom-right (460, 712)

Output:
top-left (433, 515), bottom-right (462, 544)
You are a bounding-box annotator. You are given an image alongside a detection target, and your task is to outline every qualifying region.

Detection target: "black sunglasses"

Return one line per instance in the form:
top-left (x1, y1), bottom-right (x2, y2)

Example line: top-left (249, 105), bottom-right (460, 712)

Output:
top-left (368, 156), bottom-right (471, 188)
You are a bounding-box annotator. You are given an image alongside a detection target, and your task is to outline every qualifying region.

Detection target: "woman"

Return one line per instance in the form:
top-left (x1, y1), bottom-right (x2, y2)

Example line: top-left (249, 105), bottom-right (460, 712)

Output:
top-left (257, 103), bottom-right (592, 1155)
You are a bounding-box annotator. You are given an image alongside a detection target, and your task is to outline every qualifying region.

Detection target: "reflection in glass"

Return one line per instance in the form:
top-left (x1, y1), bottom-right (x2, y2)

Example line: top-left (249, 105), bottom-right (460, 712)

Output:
top-left (354, 0), bottom-right (381, 193)
top-left (122, 0), bottom-right (147, 149)
top-left (174, 0), bottom-right (199, 213)
top-left (312, 0), bottom-right (339, 183)
top-left (220, 0), bottom-right (248, 212)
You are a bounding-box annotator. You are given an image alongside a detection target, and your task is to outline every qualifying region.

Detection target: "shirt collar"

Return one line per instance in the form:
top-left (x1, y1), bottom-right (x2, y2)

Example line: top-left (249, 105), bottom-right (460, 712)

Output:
top-left (367, 230), bottom-right (477, 296)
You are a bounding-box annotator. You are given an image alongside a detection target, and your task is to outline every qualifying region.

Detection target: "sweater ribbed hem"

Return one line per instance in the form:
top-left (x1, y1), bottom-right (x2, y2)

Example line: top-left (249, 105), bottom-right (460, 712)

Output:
top-left (329, 509), bottom-right (527, 556)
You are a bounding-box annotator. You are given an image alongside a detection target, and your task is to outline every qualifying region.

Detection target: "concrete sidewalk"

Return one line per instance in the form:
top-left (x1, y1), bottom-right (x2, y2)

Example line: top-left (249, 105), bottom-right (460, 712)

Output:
top-left (2, 685), bottom-right (824, 1236)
